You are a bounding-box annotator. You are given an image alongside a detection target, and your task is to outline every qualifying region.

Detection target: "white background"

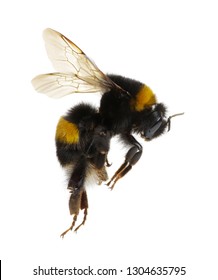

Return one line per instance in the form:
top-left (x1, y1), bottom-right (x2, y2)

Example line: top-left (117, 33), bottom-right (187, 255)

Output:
top-left (1, 0), bottom-right (218, 279)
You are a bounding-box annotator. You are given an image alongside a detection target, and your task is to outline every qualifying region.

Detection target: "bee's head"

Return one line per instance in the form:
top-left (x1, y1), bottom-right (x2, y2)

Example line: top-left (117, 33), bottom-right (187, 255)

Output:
top-left (133, 103), bottom-right (183, 141)
top-left (142, 103), bottom-right (167, 140)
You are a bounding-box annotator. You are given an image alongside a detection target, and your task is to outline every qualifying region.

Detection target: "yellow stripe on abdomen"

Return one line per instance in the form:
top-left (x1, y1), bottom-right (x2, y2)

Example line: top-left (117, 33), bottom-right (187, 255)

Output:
top-left (56, 117), bottom-right (79, 144)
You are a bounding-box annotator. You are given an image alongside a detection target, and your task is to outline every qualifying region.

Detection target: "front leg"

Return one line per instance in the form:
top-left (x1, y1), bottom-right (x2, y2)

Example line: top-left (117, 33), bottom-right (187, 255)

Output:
top-left (107, 134), bottom-right (142, 190)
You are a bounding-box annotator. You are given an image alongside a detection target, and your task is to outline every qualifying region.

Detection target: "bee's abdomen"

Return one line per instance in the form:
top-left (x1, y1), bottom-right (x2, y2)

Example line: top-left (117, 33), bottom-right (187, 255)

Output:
top-left (56, 117), bottom-right (79, 145)
top-left (55, 103), bottom-right (99, 166)
top-left (55, 117), bottom-right (80, 166)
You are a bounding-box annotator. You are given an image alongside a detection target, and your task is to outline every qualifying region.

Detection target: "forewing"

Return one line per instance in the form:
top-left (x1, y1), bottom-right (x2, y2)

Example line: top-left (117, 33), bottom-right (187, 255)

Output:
top-left (32, 28), bottom-right (114, 97)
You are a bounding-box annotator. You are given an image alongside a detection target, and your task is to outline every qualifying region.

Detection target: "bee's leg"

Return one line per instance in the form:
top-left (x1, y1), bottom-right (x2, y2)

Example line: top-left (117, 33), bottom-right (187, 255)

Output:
top-left (107, 134), bottom-right (142, 190)
top-left (74, 190), bottom-right (88, 232)
top-left (60, 158), bottom-right (87, 238)
top-left (60, 207), bottom-right (80, 238)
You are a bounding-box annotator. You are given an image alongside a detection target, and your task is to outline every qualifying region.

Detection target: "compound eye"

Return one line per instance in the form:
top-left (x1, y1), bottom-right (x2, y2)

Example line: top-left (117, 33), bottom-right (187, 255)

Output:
top-left (145, 118), bottom-right (162, 139)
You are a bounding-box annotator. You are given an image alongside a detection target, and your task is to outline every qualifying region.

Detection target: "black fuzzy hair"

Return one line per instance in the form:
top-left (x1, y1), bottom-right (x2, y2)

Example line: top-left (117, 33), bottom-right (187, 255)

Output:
top-left (65, 103), bottom-right (98, 125)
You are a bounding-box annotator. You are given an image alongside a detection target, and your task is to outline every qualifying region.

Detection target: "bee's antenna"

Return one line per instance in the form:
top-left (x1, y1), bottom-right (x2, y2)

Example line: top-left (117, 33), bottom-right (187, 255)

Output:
top-left (167, 112), bottom-right (184, 132)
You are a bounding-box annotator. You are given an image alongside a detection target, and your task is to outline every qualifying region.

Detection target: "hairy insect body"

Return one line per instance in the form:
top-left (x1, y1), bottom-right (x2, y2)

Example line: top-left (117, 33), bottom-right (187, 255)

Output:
top-left (32, 28), bottom-right (183, 237)
top-left (100, 75), bottom-right (167, 141)
top-left (108, 74), bottom-right (157, 112)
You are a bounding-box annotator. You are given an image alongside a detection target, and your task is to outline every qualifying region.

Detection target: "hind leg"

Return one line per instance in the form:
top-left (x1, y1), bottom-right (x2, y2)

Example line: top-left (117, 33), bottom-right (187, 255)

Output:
top-left (60, 158), bottom-right (88, 238)
top-left (74, 191), bottom-right (88, 232)
top-left (60, 190), bottom-right (88, 237)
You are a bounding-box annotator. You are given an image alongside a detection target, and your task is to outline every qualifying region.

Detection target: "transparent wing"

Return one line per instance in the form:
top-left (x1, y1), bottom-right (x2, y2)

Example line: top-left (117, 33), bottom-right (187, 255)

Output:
top-left (32, 28), bottom-right (115, 97)
top-left (32, 73), bottom-right (109, 98)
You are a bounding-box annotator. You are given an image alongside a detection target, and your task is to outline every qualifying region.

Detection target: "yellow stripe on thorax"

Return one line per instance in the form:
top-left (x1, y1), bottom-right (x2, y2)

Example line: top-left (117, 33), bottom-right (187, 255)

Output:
top-left (131, 85), bottom-right (157, 111)
top-left (56, 117), bottom-right (79, 144)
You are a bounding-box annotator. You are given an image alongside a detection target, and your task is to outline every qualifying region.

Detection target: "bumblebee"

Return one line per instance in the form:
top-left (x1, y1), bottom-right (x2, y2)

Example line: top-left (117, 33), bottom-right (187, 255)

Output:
top-left (32, 28), bottom-right (183, 237)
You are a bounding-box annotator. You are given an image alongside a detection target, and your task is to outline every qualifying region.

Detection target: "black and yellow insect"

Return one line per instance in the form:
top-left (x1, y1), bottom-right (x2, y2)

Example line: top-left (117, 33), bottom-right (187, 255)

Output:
top-left (32, 28), bottom-right (183, 237)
